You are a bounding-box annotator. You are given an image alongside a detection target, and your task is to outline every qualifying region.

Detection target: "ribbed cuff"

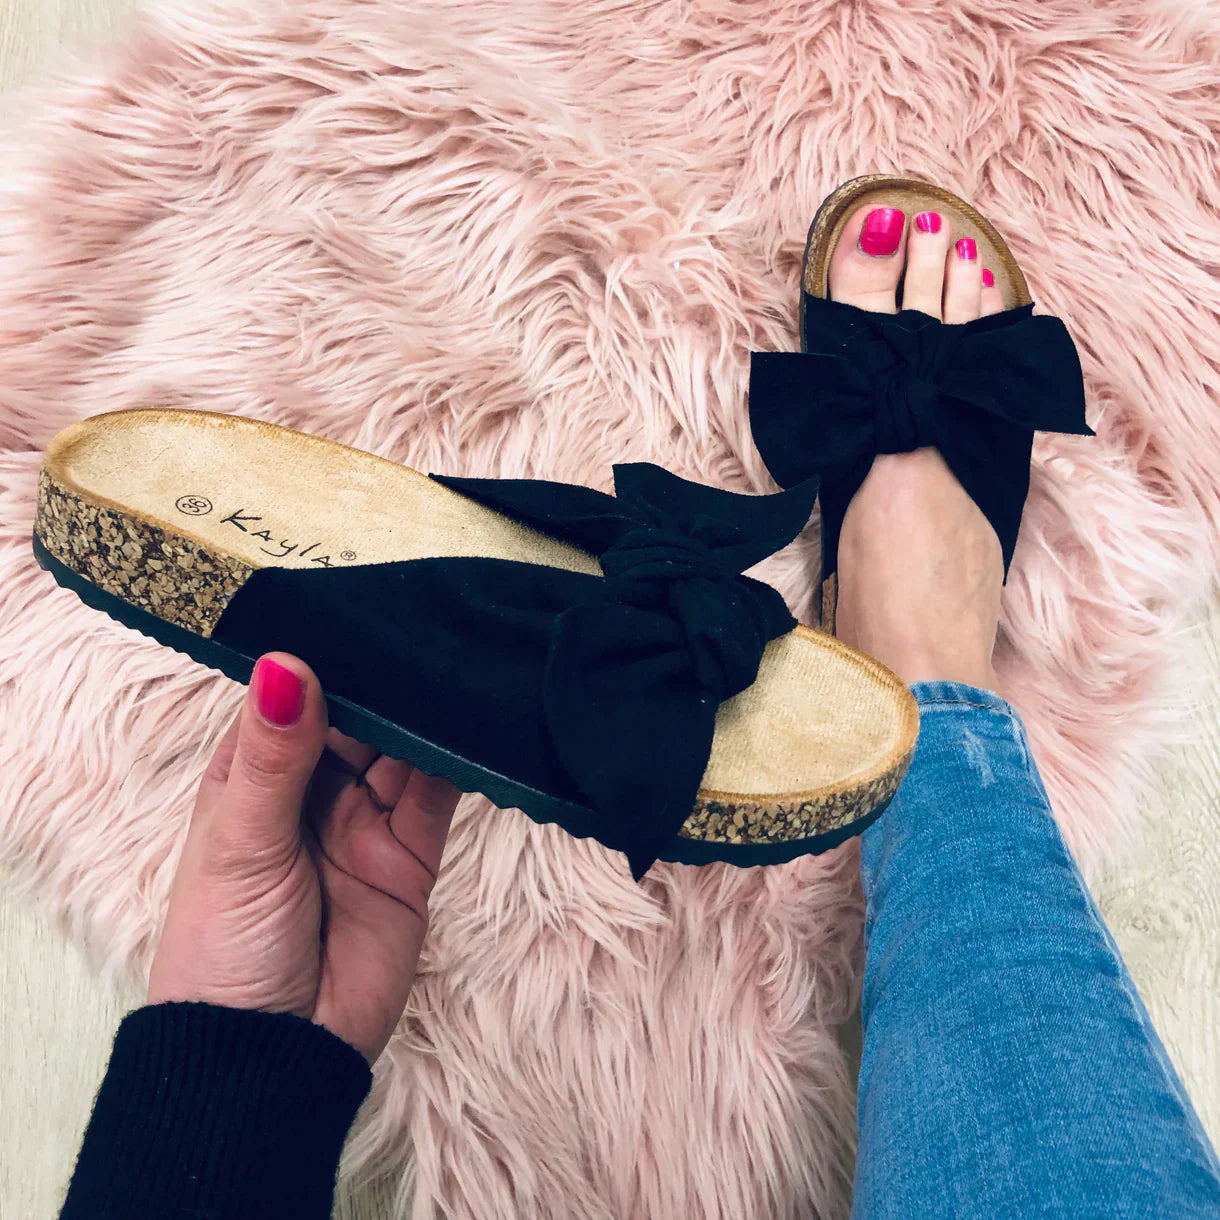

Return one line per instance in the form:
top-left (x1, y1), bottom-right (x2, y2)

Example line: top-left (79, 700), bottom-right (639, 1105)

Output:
top-left (59, 1001), bottom-right (373, 1220)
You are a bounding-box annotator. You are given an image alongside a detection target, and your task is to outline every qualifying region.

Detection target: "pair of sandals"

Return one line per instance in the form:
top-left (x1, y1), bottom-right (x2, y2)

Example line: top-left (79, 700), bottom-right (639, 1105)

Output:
top-left (31, 175), bottom-right (1093, 884)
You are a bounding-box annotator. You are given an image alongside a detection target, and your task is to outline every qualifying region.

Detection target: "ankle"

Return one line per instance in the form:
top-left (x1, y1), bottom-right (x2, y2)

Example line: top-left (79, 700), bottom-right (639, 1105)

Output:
top-left (888, 655), bottom-right (1001, 695)
top-left (835, 619), bottom-right (999, 695)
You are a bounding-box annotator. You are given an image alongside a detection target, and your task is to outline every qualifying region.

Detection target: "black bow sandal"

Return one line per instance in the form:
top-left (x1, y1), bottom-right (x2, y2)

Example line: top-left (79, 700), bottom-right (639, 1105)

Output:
top-left (33, 408), bottom-right (919, 883)
top-left (748, 174), bottom-right (1095, 634)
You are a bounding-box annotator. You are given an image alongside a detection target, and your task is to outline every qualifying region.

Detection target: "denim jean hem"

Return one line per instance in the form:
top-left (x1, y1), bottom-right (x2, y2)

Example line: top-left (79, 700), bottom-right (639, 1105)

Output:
top-left (908, 680), bottom-right (1013, 716)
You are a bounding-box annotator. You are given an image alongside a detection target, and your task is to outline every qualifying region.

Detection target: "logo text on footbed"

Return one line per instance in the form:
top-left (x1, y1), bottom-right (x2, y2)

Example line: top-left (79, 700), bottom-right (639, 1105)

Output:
top-left (175, 495), bottom-right (357, 566)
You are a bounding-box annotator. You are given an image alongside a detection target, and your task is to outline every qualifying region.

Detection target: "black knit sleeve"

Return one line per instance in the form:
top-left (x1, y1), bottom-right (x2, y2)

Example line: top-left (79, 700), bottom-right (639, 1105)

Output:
top-left (58, 1001), bottom-right (374, 1220)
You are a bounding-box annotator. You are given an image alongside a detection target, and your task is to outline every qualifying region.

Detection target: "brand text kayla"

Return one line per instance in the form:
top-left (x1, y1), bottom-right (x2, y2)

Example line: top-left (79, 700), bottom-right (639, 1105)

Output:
top-left (174, 494), bottom-right (358, 565)
top-left (221, 508), bottom-right (357, 566)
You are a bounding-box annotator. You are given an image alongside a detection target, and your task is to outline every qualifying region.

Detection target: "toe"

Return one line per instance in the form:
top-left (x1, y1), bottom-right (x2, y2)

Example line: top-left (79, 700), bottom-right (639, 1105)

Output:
top-left (901, 210), bottom-right (951, 319)
top-left (828, 204), bottom-right (907, 314)
top-left (980, 270), bottom-right (1004, 317)
top-left (942, 237), bottom-right (983, 324)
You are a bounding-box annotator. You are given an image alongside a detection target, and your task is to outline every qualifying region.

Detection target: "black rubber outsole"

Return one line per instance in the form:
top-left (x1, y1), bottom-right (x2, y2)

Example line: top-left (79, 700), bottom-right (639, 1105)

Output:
top-left (32, 533), bottom-right (890, 872)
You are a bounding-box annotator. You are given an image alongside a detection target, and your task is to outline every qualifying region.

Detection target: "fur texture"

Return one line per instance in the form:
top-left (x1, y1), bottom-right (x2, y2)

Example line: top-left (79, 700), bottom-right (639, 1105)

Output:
top-left (2, 0), bottom-right (1219, 1215)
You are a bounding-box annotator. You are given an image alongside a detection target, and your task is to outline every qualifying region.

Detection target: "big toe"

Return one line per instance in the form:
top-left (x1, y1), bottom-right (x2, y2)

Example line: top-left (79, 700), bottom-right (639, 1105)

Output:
top-left (827, 204), bottom-right (907, 315)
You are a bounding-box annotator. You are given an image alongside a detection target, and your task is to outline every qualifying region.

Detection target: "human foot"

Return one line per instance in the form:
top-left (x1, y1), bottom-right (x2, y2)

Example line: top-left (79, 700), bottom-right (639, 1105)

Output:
top-left (827, 204), bottom-right (1005, 693)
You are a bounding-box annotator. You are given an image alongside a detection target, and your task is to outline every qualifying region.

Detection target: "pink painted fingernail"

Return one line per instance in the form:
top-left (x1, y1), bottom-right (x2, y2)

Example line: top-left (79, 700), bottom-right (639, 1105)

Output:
top-left (956, 238), bottom-right (978, 260)
top-left (858, 208), bottom-right (905, 256)
top-left (982, 267), bottom-right (995, 287)
top-left (253, 657), bottom-right (304, 727)
top-left (914, 211), bottom-right (942, 234)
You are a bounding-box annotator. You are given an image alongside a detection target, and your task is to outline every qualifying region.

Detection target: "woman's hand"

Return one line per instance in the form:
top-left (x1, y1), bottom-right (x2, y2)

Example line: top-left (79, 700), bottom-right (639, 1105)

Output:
top-left (147, 653), bottom-right (461, 1064)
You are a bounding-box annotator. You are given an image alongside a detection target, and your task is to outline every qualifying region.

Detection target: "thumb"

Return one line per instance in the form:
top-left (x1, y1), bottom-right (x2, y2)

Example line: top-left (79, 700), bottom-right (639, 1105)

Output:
top-left (218, 653), bottom-right (328, 850)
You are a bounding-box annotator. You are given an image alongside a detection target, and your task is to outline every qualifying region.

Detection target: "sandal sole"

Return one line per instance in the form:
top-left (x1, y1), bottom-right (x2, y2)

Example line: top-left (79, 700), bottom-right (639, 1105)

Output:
top-left (33, 408), bottom-right (920, 871)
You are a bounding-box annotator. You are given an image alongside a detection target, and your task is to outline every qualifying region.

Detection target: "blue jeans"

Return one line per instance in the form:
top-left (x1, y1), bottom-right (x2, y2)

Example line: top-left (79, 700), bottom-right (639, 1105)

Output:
top-left (854, 681), bottom-right (1220, 1219)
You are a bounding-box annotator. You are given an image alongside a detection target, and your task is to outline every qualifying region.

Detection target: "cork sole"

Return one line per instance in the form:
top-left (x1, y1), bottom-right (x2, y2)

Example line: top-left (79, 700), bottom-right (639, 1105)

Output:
top-left (34, 408), bottom-right (920, 868)
top-left (800, 175), bottom-right (1032, 635)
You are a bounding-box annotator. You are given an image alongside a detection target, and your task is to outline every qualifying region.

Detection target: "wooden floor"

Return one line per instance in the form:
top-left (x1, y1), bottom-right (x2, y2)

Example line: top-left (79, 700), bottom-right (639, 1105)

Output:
top-left (2, 3), bottom-right (1217, 1217)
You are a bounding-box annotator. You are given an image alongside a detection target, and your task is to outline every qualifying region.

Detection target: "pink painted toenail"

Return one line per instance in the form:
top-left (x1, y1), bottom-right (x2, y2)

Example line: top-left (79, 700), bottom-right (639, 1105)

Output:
top-left (956, 238), bottom-right (978, 260)
top-left (981, 267), bottom-right (995, 287)
top-left (859, 208), bottom-right (905, 256)
top-left (915, 211), bottom-right (942, 234)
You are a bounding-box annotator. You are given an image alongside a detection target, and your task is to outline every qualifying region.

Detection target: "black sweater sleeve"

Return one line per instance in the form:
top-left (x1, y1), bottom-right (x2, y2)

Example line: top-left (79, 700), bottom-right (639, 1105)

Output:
top-left (58, 1001), bottom-right (374, 1220)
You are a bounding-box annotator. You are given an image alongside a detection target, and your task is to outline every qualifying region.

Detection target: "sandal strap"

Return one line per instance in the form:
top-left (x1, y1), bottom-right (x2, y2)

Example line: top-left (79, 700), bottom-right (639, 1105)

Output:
top-left (748, 293), bottom-right (1094, 582)
top-left (214, 463), bottom-right (819, 883)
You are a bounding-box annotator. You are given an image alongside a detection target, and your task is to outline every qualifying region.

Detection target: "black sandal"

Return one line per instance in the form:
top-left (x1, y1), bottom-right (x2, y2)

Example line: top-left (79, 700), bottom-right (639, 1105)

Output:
top-left (33, 408), bottom-right (919, 883)
top-left (748, 174), bottom-right (1095, 633)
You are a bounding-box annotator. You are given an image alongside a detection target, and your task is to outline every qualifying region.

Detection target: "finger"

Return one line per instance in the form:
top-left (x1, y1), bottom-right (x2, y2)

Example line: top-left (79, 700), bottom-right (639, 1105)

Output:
top-left (303, 747), bottom-right (365, 838)
top-left (317, 739), bottom-right (413, 813)
top-left (317, 790), bottom-right (435, 922)
top-left (323, 727), bottom-right (379, 777)
top-left (195, 711), bottom-right (243, 814)
top-left (387, 769), bottom-right (462, 879)
top-left (360, 756), bottom-right (414, 812)
top-left (317, 730), bottom-right (413, 812)
top-left (318, 769), bottom-right (459, 916)
top-left (303, 746), bottom-right (413, 836)
top-left (217, 652), bottom-right (328, 853)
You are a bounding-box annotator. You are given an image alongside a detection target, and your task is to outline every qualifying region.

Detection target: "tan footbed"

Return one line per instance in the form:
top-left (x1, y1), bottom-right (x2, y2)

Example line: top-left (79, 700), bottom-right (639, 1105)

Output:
top-left (802, 175), bottom-right (1030, 635)
top-left (35, 408), bottom-right (920, 847)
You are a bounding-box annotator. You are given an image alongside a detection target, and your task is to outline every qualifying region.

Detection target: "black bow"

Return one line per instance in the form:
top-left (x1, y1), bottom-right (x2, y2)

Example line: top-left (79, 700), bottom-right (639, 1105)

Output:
top-left (431, 464), bottom-right (820, 881)
top-left (748, 294), bottom-right (1094, 580)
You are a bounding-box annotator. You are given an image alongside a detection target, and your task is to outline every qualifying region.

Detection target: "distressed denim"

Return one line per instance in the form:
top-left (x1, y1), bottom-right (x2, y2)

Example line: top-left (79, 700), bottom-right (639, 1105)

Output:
top-left (853, 681), bottom-right (1220, 1219)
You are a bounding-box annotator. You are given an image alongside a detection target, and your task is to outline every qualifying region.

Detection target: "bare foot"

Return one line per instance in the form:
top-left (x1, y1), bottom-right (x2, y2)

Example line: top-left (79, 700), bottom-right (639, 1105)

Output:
top-left (827, 205), bottom-right (1006, 693)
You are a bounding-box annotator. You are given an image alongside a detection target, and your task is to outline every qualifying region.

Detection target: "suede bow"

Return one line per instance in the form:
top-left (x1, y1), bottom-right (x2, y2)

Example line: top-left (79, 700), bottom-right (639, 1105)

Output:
top-left (748, 293), bottom-right (1095, 579)
top-left (430, 464), bottom-right (821, 881)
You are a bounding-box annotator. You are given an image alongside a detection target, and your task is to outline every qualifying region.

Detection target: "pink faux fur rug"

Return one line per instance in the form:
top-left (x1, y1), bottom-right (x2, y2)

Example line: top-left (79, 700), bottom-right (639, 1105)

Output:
top-left (3, 0), bottom-right (1219, 1215)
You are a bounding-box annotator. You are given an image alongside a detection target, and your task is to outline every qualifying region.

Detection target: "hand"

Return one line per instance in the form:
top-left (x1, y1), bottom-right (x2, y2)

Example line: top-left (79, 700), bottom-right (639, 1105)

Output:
top-left (147, 653), bottom-right (461, 1063)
